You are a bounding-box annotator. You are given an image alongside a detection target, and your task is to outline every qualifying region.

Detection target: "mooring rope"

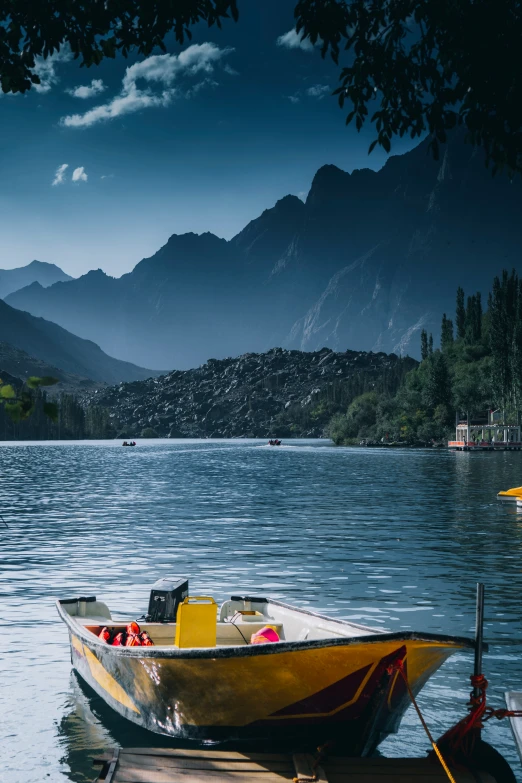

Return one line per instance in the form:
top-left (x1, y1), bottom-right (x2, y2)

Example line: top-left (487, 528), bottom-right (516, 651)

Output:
top-left (387, 659), bottom-right (457, 783)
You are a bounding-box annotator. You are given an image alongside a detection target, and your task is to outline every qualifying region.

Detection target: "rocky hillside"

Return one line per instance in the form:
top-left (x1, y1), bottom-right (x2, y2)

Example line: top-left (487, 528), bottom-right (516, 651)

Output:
top-left (6, 132), bottom-right (522, 369)
top-left (89, 348), bottom-right (416, 439)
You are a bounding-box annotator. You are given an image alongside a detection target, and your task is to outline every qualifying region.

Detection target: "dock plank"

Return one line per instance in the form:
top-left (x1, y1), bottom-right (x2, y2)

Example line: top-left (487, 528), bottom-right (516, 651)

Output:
top-left (115, 771), bottom-right (293, 783)
top-left (119, 755), bottom-right (294, 773)
top-left (119, 749), bottom-right (289, 761)
top-left (99, 748), bottom-right (498, 783)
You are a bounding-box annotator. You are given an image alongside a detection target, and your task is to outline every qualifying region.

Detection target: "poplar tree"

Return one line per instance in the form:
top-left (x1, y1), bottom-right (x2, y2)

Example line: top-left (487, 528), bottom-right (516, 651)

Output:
top-left (420, 329), bottom-right (428, 361)
top-left (441, 314), bottom-right (454, 351)
top-left (456, 287), bottom-right (466, 339)
top-left (428, 333), bottom-right (434, 355)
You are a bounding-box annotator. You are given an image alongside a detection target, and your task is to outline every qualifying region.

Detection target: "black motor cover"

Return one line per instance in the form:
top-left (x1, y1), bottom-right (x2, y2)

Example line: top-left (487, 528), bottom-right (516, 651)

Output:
top-left (147, 577), bottom-right (189, 623)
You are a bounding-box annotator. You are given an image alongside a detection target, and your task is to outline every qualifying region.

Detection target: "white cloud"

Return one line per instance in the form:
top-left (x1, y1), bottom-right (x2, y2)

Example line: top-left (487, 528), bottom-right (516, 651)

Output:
top-left (185, 78), bottom-right (219, 98)
top-left (60, 43), bottom-right (234, 129)
top-left (223, 64), bottom-right (239, 76)
top-left (66, 79), bottom-right (106, 99)
top-left (52, 163), bottom-right (69, 186)
top-left (276, 29), bottom-right (315, 52)
top-left (288, 84), bottom-right (330, 104)
top-left (100, 174), bottom-right (114, 180)
top-left (72, 166), bottom-right (88, 182)
top-left (306, 84), bottom-right (330, 99)
top-left (33, 45), bottom-right (73, 93)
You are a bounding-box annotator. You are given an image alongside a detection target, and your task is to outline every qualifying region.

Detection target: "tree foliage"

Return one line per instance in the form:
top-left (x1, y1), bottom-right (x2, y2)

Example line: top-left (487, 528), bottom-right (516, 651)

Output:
top-left (0, 375), bottom-right (58, 423)
top-left (420, 328), bottom-right (428, 361)
top-left (0, 1), bottom-right (238, 94)
top-left (296, 0), bottom-right (522, 174)
top-left (1, 1), bottom-right (522, 172)
top-left (328, 270), bottom-right (522, 446)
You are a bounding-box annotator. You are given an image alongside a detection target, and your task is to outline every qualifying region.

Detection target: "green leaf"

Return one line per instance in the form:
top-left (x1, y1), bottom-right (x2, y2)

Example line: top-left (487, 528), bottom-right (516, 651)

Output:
top-left (0, 384), bottom-right (16, 399)
top-left (43, 402), bottom-right (59, 423)
top-left (26, 375), bottom-right (58, 388)
top-left (4, 402), bottom-right (21, 422)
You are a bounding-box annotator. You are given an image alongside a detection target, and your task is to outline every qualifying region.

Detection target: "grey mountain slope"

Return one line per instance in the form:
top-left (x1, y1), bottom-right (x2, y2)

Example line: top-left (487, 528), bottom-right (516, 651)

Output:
top-left (0, 299), bottom-right (158, 383)
top-left (6, 133), bottom-right (522, 367)
top-left (0, 260), bottom-right (72, 299)
top-left (0, 341), bottom-right (103, 395)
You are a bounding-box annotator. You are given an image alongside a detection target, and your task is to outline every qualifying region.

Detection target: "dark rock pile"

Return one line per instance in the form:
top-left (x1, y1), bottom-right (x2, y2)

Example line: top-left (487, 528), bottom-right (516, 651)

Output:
top-left (88, 348), bottom-right (416, 439)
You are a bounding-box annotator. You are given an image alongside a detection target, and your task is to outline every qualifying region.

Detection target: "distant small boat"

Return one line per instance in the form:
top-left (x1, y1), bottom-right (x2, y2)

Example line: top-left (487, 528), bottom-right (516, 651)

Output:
top-left (268, 439), bottom-right (281, 446)
top-left (122, 441), bottom-right (136, 447)
top-left (497, 485), bottom-right (522, 500)
top-left (57, 582), bottom-right (476, 752)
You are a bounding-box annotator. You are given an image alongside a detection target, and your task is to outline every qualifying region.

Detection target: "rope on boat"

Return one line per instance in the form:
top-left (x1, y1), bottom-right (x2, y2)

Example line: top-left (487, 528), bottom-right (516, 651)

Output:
top-left (434, 672), bottom-right (522, 759)
top-left (387, 658), bottom-right (457, 783)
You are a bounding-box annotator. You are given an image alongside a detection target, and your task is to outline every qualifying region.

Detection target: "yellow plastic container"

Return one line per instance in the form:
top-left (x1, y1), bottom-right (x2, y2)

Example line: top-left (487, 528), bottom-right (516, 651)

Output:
top-left (175, 596), bottom-right (217, 648)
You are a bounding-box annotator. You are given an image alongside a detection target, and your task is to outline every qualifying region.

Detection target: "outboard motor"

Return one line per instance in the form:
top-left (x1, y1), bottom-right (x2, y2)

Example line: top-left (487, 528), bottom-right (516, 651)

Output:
top-left (146, 577), bottom-right (189, 623)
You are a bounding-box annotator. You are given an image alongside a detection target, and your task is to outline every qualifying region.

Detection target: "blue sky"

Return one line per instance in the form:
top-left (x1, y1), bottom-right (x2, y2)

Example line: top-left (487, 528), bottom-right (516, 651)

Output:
top-left (0, 2), bottom-right (421, 278)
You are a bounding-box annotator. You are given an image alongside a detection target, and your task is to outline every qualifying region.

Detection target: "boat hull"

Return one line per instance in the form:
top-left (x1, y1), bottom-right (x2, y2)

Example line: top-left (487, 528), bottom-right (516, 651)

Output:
top-left (65, 621), bottom-right (467, 754)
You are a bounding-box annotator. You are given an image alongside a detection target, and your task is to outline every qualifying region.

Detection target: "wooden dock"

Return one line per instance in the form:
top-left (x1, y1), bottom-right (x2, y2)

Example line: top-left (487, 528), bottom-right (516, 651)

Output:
top-left (93, 747), bottom-right (497, 783)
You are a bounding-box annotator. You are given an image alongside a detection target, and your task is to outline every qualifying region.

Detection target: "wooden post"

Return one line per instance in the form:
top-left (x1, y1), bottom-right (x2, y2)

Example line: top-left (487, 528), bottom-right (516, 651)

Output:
top-left (473, 583), bottom-right (485, 704)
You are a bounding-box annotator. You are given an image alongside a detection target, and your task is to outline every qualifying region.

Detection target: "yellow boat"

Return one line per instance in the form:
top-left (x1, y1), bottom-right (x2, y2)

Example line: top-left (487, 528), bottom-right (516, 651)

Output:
top-left (497, 485), bottom-right (522, 500)
top-left (57, 583), bottom-right (477, 755)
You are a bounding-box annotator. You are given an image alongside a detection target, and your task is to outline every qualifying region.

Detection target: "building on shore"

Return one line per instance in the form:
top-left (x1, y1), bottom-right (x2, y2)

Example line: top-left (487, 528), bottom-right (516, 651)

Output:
top-left (448, 409), bottom-right (522, 450)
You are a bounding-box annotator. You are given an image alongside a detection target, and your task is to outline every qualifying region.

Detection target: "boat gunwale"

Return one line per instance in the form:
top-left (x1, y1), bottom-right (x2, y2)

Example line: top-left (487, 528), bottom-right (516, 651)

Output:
top-left (56, 598), bottom-right (480, 659)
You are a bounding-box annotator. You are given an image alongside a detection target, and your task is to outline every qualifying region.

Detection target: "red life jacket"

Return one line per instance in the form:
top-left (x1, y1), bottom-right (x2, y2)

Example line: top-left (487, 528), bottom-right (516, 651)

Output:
top-left (139, 631), bottom-right (154, 647)
top-left (125, 633), bottom-right (142, 646)
top-left (112, 632), bottom-right (126, 646)
top-left (98, 627), bottom-right (111, 643)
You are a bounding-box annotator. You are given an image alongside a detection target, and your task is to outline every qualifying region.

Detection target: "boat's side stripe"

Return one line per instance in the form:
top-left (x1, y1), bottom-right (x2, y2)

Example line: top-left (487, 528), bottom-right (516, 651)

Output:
top-left (83, 647), bottom-right (140, 714)
top-left (267, 662), bottom-right (376, 719)
top-left (387, 654), bottom-right (408, 710)
top-left (257, 645), bottom-right (407, 724)
top-left (71, 635), bottom-right (84, 657)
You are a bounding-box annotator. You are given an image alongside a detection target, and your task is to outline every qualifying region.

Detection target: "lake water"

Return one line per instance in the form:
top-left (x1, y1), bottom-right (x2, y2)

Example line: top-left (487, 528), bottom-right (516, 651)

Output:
top-left (1, 439), bottom-right (522, 782)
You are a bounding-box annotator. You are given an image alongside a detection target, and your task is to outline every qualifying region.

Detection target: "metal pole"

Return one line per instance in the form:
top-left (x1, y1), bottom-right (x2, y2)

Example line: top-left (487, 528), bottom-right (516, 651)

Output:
top-left (473, 583), bottom-right (485, 699)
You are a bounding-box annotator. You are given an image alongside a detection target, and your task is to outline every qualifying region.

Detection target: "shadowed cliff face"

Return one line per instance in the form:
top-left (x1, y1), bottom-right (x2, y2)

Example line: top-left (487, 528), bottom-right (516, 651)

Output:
top-left (6, 134), bottom-right (522, 370)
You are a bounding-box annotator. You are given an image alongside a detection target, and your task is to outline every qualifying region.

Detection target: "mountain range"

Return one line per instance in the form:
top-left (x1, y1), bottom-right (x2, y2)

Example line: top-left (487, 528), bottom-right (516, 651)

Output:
top-left (0, 298), bottom-right (158, 384)
top-left (0, 260), bottom-right (71, 299)
top-left (5, 132), bottom-right (522, 370)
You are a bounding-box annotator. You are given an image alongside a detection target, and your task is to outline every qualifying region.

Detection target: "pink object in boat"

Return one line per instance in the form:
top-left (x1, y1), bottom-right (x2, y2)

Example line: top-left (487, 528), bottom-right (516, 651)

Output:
top-left (250, 626), bottom-right (280, 644)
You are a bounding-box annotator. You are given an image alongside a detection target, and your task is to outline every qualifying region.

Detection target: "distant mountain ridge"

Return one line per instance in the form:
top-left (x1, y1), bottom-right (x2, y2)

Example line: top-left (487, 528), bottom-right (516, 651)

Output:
top-left (6, 133), bottom-right (522, 369)
top-left (0, 299), bottom-right (159, 384)
top-left (0, 260), bottom-right (72, 299)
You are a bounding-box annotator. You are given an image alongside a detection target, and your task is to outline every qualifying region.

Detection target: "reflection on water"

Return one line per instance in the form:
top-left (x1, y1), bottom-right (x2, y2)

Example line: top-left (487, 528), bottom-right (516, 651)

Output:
top-left (1, 440), bottom-right (522, 781)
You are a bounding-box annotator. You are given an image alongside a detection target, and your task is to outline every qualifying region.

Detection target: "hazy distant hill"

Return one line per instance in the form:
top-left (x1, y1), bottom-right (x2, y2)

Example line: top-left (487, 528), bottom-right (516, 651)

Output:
top-left (0, 299), bottom-right (159, 384)
top-left (0, 341), bottom-right (103, 395)
top-left (0, 260), bottom-right (72, 299)
top-left (7, 133), bottom-right (522, 368)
